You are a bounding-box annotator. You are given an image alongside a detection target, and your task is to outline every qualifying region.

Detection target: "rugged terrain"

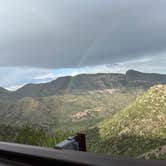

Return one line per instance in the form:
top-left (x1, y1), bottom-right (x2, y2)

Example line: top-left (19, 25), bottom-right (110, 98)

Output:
top-left (0, 70), bottom-right (166, 160)
top-left (0, 69), bottom-right (166, 127)
top-left (92, 85), bottom-right (166, 159)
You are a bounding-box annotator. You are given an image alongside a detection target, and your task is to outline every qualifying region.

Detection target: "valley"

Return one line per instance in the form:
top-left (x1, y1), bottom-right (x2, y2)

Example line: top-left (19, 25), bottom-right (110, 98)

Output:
top-left (0, 70), bottom-right (166, 159)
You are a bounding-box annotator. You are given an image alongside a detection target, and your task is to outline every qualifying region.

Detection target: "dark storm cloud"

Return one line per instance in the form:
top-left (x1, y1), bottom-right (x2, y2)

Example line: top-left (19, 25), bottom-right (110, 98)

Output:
top-left (0, 0), bottom-right (166, 68)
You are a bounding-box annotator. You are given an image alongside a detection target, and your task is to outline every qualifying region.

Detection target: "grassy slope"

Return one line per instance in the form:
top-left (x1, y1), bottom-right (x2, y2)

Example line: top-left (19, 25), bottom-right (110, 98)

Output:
top-left (96, 85), bottom-right (166, 158)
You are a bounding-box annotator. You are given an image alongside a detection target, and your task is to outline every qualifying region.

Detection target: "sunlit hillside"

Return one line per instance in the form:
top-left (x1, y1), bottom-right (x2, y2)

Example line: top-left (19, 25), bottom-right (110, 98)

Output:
top-left (96, 85), bottom-right (166, 159)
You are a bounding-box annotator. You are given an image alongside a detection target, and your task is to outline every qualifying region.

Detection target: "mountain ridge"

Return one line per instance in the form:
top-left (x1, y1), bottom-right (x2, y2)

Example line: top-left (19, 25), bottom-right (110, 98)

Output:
top-left (1, 69), bottom-right (166, 100)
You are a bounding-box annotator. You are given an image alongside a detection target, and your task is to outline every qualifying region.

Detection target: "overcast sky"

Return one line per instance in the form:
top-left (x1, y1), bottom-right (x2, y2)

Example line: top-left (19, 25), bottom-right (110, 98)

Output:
top-left (0, 0), bottom-right (166, 90)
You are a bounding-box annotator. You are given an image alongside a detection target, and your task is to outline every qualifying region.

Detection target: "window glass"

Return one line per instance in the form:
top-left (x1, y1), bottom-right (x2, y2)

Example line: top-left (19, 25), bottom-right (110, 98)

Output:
top-left (0, 0), bottom-right (165, 160)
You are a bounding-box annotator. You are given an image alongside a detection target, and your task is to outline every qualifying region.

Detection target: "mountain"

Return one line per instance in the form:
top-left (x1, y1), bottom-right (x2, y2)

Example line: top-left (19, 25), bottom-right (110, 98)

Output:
top-left (0, 88), bottom-right (11, 100)
top-left (96, 85), bottom-right (166, 159)
top-left (10, 73), bottom-right (126, 99)
top-left (0, 69), bottom-right (165, 128)
top-left (126, 70), bottom-right (166, 88)
top-left (0, 71), bottom-right (166, 159)
top-left (1, 70), bottom-right (166, 100)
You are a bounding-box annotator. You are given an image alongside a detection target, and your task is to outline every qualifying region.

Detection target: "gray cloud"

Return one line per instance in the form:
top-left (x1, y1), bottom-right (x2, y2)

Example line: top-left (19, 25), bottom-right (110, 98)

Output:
top-left (0, 0), bottom-right (166, 68)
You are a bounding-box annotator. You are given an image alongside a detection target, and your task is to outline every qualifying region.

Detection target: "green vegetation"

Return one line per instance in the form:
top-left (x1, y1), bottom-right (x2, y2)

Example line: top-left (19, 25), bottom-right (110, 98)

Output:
top-left (96, 85), bottom-right (166, 159)
top-left (16, 125), bottom-right (74, 147)
top-left (0, 71), bottom-right (166, 160)
top-left (1, 85), bottom-right (166, 160)
top-left (0, 124), bottom-right (74, 148)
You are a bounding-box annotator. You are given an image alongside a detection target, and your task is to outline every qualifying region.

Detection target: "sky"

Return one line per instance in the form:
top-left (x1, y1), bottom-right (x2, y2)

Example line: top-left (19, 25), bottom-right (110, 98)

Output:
top-left (0, 0), bottom-right (166, 90)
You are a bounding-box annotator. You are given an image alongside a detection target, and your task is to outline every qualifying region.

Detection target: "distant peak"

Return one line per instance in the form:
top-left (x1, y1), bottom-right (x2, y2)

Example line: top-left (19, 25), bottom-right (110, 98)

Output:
top-left (126, 70), bottom-right (141, 75)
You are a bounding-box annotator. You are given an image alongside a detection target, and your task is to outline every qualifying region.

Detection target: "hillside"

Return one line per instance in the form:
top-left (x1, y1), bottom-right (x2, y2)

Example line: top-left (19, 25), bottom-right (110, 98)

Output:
top-left (0, 70), bottom-right (166, 159)
top-left (0, 89), bottom-right (142, 128)
top-left (1, 70), bottom-right (166, 100)
top-left (0, 80), bottom-right (166, 160)
top-left (95, 85), bottom-right (166, 158)
top-left (0, 70), bottom-right (165, 129)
